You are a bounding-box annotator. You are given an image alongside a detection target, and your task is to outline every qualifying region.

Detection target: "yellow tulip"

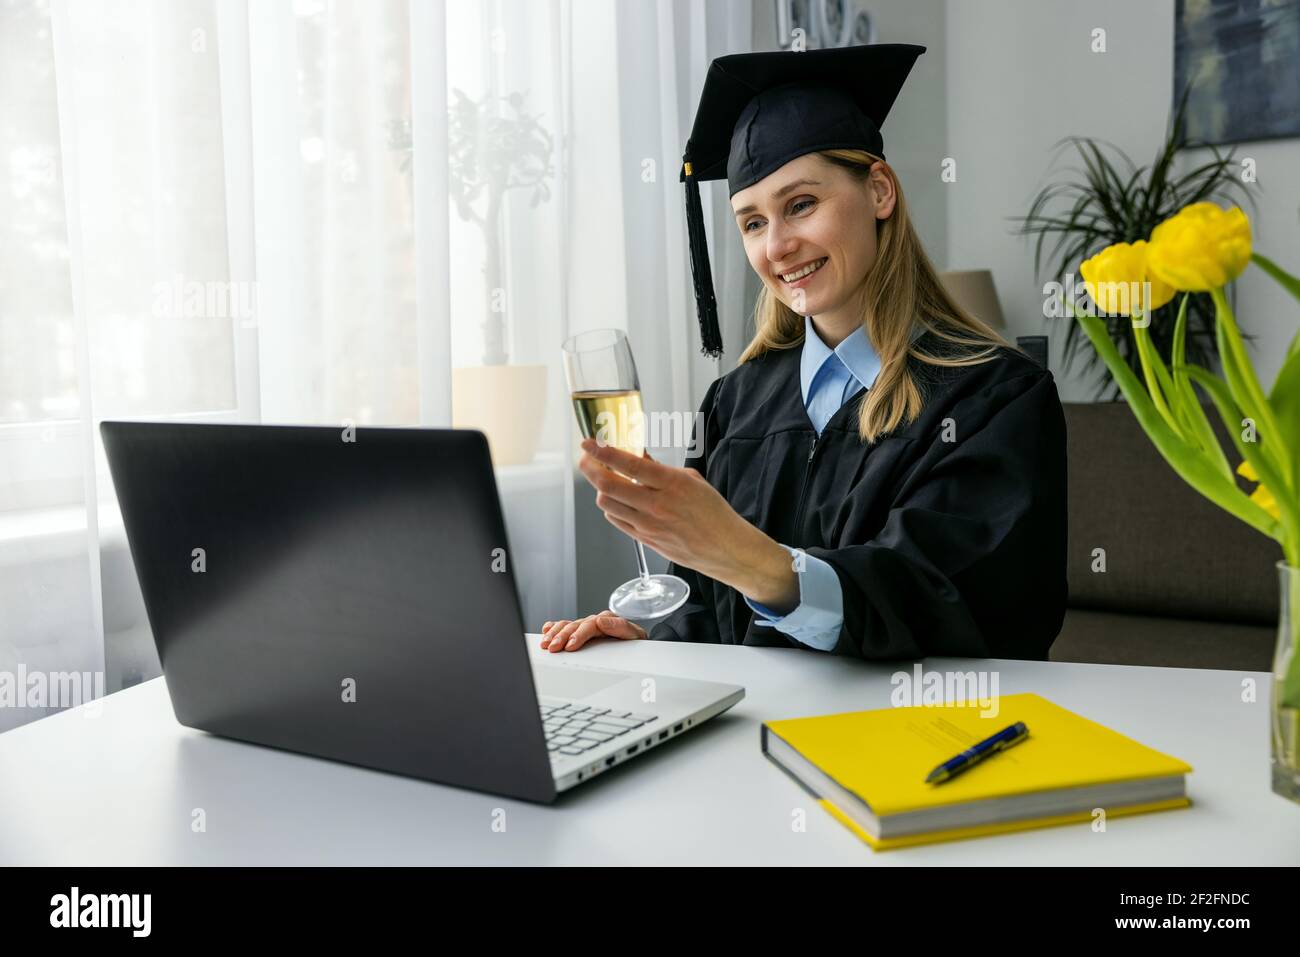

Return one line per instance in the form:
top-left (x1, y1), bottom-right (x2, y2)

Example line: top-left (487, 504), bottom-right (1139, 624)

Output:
top-left (1237, 460), bottom-right (1282, 520)
top-left (1146, 202), bottom-right (1252, 291)
top-left (1079, 240), bottom-right (1175, 316)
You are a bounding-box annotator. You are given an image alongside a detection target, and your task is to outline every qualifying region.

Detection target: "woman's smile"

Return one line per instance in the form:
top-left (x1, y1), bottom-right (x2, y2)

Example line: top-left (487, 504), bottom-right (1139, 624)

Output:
top-left (778, 256), bottom-right (828, 288)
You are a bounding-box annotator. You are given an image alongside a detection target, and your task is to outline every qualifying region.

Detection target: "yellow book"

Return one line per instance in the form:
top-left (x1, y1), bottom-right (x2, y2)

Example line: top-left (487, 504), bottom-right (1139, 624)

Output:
top-left (762, 693), bottom-right (1192, 851)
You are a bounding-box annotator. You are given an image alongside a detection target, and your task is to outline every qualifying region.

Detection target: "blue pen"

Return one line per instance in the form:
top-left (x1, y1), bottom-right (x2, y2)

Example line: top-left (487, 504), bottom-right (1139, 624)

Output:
top-left (925, 721), bottom-right (1029, 784)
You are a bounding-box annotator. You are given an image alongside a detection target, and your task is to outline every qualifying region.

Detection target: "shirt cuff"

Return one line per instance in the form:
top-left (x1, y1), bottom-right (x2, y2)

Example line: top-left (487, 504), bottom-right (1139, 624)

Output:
top-left (743, 545), bottom-right (844, 651)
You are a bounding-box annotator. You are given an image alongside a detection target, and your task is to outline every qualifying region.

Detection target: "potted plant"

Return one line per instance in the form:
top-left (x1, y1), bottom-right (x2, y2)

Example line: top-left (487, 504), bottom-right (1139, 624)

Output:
top-left (389, 89), bottom-right (555, 465)
top-left (446, 88), bottom-right (555, 466)
top-left (1065, 201), bottom-right (1300, 804)
top-left (1016, 90), bottom-right (1255, 396)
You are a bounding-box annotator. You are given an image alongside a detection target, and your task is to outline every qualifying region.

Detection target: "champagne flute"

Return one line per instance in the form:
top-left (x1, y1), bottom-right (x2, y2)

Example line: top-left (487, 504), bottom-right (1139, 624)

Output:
top-left (562, 328), bottom-right (690, 620)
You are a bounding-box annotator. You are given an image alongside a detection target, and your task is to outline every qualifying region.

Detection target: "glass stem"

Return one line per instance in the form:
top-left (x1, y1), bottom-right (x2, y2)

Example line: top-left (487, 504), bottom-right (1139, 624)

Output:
top-left (625, 473), bottom-right (653, 588)
top-left (633, 539), bottom-right (652, 585)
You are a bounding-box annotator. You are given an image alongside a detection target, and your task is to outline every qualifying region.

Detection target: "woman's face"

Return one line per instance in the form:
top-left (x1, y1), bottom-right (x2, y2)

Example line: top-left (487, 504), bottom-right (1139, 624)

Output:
top-left (730, 153), bottom-right (896, 318)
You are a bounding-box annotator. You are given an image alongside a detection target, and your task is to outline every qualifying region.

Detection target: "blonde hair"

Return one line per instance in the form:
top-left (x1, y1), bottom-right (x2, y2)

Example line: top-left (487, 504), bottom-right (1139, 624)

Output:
top-left (737, 148), bottom-right (1009, 443)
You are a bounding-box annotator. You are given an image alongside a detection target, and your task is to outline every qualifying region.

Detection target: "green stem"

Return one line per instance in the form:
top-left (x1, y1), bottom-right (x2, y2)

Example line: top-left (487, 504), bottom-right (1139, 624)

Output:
top-left (1179, 365), bottom-right (1287, 540)
top-left (1185, 369), bottom-right (1300, 710)
top-left (1252, 252), bottom-right (1300, 304)
top-left (1132, 317), bottom-right (1179, 434)
top-left (1171, 293), bottom-right (1233, 479)
top-left (1279, 564), bottom-right (1300, 722)
top-left (1069, 301), bottom-right (1279, 538)
top-left (1253, 254), bottom-right (1300, 362)
top-left (1212, 288), bottom-right (1292, 487)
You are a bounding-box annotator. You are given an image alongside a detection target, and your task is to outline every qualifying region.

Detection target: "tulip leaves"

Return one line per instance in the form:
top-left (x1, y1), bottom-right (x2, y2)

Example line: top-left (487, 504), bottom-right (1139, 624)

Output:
top-left (1270, 348), bottom-right (1300, 510)
top-left (1063, 296), bottom-right (1279, 541)
top-left (1072, 208), bottom-right (1300, 707)
top-left (1170, 293), bottom-right (1232, 480)
top-left (1252, 253), bottom-right (1300, 363)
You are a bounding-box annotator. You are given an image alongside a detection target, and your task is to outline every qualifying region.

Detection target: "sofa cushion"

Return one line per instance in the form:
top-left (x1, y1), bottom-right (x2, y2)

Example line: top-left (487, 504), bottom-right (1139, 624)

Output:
top-left (1051, 607), bottom-right (1275, 671)
top-left (1063, 402), bottom-right (1280, 624)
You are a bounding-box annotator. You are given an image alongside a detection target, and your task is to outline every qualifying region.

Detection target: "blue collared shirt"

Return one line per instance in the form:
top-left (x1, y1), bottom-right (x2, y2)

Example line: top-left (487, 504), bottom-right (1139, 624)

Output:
top-left (742, 316), bottom-right (881, 651)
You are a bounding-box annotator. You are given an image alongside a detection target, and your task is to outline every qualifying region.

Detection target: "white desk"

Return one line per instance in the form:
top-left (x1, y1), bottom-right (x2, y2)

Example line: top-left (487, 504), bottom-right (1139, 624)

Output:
top-left (1, 635), bottom-right (1296, 865)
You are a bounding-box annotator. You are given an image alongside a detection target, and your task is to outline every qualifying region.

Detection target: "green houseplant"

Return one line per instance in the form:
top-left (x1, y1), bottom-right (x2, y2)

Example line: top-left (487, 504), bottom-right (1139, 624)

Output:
top-left (1016, 90), bottom-right (1255, 396)
top-left (446, 88), bottom-right (555, 367)
top-left (390, 90), bottom-right (556, 466)
top-left (389, 89), bottom-right (555, 366)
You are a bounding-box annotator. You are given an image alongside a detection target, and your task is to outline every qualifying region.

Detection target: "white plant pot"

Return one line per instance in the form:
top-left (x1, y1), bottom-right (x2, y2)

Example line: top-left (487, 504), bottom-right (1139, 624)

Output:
top-left (452, 364), bottom-right (548, 467)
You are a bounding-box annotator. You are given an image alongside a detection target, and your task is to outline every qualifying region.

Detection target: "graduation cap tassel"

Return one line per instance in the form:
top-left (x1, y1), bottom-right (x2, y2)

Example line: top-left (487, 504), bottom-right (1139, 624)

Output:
top-left (683, 163), bottom-right (723, 359)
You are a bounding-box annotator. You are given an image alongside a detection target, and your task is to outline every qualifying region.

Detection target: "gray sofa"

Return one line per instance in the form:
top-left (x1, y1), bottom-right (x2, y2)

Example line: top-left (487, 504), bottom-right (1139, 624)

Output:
top-left (1051, 401), bottom-right (1280, 671)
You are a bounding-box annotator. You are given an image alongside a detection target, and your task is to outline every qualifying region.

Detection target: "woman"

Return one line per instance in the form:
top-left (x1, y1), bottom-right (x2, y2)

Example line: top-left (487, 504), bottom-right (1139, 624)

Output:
top-left (541, 44), bottom-right (1067, 659)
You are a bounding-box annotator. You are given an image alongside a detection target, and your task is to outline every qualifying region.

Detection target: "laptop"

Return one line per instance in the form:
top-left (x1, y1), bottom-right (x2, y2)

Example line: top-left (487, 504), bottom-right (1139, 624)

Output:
top-left (100, 421), bottom-right (743, 803)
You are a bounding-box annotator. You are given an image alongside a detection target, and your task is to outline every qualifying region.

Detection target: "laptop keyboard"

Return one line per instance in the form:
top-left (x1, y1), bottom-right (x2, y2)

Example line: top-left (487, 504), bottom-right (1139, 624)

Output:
top-left (540, 697), bottom-right (658, 757)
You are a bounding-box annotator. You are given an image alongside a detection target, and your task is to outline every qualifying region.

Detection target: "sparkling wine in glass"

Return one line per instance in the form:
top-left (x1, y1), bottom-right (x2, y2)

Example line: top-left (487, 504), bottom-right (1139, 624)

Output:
top-left (562, 328), bottom-right (690, 620)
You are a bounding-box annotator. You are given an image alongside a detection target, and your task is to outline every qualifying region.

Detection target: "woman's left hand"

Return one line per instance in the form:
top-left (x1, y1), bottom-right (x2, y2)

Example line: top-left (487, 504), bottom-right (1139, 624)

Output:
top-left (577, 437), bottom-right (757, 585)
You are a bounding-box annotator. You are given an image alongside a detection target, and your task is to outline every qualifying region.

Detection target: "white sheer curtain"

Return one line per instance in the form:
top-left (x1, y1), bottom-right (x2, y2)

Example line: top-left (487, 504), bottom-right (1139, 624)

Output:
top-left (0, 0), bottom-right (753, 732)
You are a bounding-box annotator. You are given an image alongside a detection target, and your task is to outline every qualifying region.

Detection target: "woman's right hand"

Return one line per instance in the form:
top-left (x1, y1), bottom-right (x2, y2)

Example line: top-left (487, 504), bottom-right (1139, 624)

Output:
top-left (539, 611), bottom-right (647, 652)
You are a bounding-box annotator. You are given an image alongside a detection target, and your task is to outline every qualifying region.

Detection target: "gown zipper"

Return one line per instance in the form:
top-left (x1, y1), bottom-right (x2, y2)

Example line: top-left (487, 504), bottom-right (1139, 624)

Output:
top-left (792, 432), bottom-right (819, 540)
top-left (792, 385), bottom-right (861, 543)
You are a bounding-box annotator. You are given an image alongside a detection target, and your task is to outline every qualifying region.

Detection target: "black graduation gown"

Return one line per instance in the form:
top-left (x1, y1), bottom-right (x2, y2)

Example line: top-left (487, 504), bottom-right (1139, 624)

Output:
top-left (648, 333), bottom-right (1068, 660)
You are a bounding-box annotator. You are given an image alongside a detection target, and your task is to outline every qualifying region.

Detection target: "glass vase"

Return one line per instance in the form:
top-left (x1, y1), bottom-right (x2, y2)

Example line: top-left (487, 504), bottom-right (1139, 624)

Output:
top-left (1272, 561), bottom-right (1300, 804)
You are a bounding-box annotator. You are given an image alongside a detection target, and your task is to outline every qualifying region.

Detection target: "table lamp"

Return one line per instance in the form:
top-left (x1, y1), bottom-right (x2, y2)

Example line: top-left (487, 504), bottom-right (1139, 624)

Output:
top-left (940, 269), bottom-right (1005, 330)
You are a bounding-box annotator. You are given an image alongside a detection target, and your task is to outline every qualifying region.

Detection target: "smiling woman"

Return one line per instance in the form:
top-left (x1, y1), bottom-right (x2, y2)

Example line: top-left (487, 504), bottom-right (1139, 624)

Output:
top-left (735, 148), bottom-right (1006, 443)
top-left (541, 44), bottom-right (1067, 662)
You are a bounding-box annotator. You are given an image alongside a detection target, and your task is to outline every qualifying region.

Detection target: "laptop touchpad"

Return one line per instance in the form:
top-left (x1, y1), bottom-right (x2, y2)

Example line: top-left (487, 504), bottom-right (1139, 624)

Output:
top-left (535, 665), bottom-right (629, 700)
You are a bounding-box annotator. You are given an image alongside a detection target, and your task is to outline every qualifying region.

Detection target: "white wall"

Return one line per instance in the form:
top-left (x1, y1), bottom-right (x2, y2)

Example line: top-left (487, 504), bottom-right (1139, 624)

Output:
top-left (865, 0), bottom-right (950, 273)
top-left (946, 0), bottom-right (1298, 400)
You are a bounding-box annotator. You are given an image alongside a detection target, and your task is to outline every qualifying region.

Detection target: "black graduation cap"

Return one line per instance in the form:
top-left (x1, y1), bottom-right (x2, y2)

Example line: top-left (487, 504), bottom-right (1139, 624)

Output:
top-left (679, 44), bottom-right (926, 358)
